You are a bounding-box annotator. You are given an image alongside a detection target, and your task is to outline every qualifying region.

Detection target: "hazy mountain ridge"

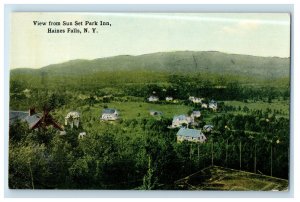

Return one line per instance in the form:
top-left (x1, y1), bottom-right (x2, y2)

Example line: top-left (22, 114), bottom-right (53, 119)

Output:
top-left (11, 51), bottom-right (290, 79)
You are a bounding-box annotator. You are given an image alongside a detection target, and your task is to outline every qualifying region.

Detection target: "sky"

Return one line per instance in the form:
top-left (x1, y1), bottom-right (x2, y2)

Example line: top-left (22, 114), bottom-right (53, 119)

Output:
top-left (10, 13), bottom-right (290, 69)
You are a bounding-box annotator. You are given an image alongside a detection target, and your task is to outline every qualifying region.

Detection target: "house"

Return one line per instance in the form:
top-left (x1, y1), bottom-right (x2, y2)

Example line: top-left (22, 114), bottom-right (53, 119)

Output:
top-left (10, 108), bottom-right (64, 131)
top-left (101, 108), bottom-right (119, 121)
top-left (189, 96), bottom-right (202, 104)
top-left (201, 103), bottom-right (208, 108)
top-left (149, 110), bottom-right (163, 116)
top-left (24, 110), bottom-right (43, 130)
top-left (209, 100), bottom-right (218, 111)
top-left (78, 132), bottom-right (86, 139)
top-left (176, 128), bottom-right (207, 143)
top-left (171, 115), bottom-right (193, 128)
top-left (166, 96), bottom-right (173, 101)
top-left (203, 125), bottom-right (214, 132)
top-left (65, 111), bottom-right (80, 128)
top-left (148, 95), bottom-right (159, 102)
top-left (191, 110), bottom-right (201, 118)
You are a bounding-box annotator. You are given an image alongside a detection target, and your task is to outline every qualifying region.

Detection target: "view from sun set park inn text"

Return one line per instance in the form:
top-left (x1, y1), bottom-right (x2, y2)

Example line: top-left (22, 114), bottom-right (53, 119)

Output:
top-left (9, 12), bottom-right (290, 190)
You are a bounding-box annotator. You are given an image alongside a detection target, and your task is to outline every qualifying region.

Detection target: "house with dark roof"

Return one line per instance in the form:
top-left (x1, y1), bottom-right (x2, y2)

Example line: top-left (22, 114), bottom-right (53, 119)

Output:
top-left (203, 124), bottom-right (214, 132)
top-left (176, 128), bottom-right (207, 143)
top-left (209, 100), bottom-right (218, 111)
top-left (101, 108), bottom-right (119, 121)
top-left (10, 108), bottom-right (64, 131)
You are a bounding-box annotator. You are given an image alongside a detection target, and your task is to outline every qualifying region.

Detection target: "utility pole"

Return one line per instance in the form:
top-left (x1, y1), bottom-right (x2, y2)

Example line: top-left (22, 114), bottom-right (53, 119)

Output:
top-left (239, 140), bottom-right (242, 170)
top-left (211, 141), bottom-right (214, 166)
top-left (254, 143), bottom-right (257, 173)
top-left (270, 143), bottom-right (273, 177)
top-left (197, 143), bottom-right (200, 165)
top-left (189, 143), bottom-right (192, 160)
top-left (225, 139), bottom-right (228, 168)
top-left (28, 161), bottom-right (34, 189)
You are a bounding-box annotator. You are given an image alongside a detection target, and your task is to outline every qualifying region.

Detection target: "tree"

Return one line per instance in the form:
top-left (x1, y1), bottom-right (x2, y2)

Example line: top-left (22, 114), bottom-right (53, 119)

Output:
top-left (141, 156), bottom-right (158, 190)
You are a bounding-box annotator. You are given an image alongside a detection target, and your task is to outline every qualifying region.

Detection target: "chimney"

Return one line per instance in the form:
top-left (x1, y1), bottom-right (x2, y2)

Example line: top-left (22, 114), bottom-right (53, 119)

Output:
top-left (29, 108), bottom-right (36, 116)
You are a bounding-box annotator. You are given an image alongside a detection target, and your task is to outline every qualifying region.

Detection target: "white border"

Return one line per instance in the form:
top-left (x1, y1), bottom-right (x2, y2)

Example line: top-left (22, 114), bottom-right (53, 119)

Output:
top-left (1, 2), bottom-right (297, 199)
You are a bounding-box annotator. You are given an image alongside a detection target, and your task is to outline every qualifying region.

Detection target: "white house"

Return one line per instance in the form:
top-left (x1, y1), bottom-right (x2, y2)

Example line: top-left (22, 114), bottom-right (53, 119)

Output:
top-left (189, 96), bottom-right (202, 104)
top-left (78, 132), bottom-right (86, 139)
top-left (203, 125), bottom-right (214, 132)
top-left (171, 115), bottom-right (193, 128)
top-left (166, 96), bottom-right (173, 101)
top-left (209, 100), bottom-right (218, 111)
top-left (65, 111), bottom-right (80, 128)
top-left (201, 103), bottom-right (208, 108)
top-left (176, 128), bottom-right (207, 143)
top-left (191, 110), bottom-right (201, 118)
top-left (101, 108), bottom-right (119, 121)
top-left (148, 95), bottom-right (159, 102)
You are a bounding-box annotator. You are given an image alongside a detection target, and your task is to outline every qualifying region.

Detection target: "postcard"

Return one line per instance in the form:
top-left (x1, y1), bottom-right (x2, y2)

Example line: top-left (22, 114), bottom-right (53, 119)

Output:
top-left (9, 12), bottom-right (290, 190)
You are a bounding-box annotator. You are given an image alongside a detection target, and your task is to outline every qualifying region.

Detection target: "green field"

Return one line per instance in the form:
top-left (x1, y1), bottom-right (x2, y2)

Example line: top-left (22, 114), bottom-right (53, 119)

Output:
top-left (51, 99), bottom-right (289, 130)
top-left (55, 101), bottom-right (192, 120)
top-left (52, 101), bottom-right (197, 133)
top-left (224, 100), bottom-right (289, 116)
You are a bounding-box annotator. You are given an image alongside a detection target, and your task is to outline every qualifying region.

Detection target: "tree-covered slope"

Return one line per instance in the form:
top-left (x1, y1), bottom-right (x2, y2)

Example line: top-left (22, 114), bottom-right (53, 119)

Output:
top-left (11, 51), bottom-right (290, 79)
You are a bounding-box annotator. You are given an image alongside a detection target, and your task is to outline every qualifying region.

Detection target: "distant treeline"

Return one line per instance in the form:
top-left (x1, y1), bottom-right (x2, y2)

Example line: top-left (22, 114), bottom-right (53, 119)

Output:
top-left (10, 71), bottom-right (290, 104)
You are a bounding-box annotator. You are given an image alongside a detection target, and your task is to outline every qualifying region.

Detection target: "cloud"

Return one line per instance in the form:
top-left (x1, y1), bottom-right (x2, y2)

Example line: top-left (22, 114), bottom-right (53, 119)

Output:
top-left (221, 20), bottom-right (261, 34)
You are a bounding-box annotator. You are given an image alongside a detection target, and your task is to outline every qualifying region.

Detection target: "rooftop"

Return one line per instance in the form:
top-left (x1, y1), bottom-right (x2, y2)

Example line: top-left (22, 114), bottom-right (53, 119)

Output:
top-left (9, 111), bottom-right (29, 123)
top-left (102, 108), bottom-right (117, 114)
top-left (173, 115), bottom-right (187, 121)
top-left (24, 114), bottom-right (42, 129)
top-left (176, 128), bottom-right (202, 138)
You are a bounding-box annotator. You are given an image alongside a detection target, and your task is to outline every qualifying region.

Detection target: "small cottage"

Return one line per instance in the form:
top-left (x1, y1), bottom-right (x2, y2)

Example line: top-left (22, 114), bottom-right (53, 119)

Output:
top-left (65, 111), bottom-right (80, 128)
top-left (101, 108), bottom-right (119, 121)
top-left (209, 100), bottom-right (218, 111)
top-left (189, 96), bottom-right (202, 104)
top-left (176, 128), bottom-right (207, 143)
top-left (148, 95), bottom-right (159, 102)
top-left (191, 110), bottom-right (201, 118)
top-left (203, 124), bottom-right (214, 132)
top-left (201, 103), bottom-right (208, 108)
top-left (171, 115), bottom-right (193, 128)
top-left (166, 96), bottom-right (173, 101)
top-left (78, 132), bottom-right (86, 139)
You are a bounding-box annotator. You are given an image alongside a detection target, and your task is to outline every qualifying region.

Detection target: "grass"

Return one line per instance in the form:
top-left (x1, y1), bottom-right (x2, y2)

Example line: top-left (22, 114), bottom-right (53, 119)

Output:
top-left (56, 101), bottom-right (193, 121)
top-left (53, 99), bottom-right (290, 131)
top-left (52, 101), bottom-right (198, 133)
top-left (224, 100), bottom-right (289, 117)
